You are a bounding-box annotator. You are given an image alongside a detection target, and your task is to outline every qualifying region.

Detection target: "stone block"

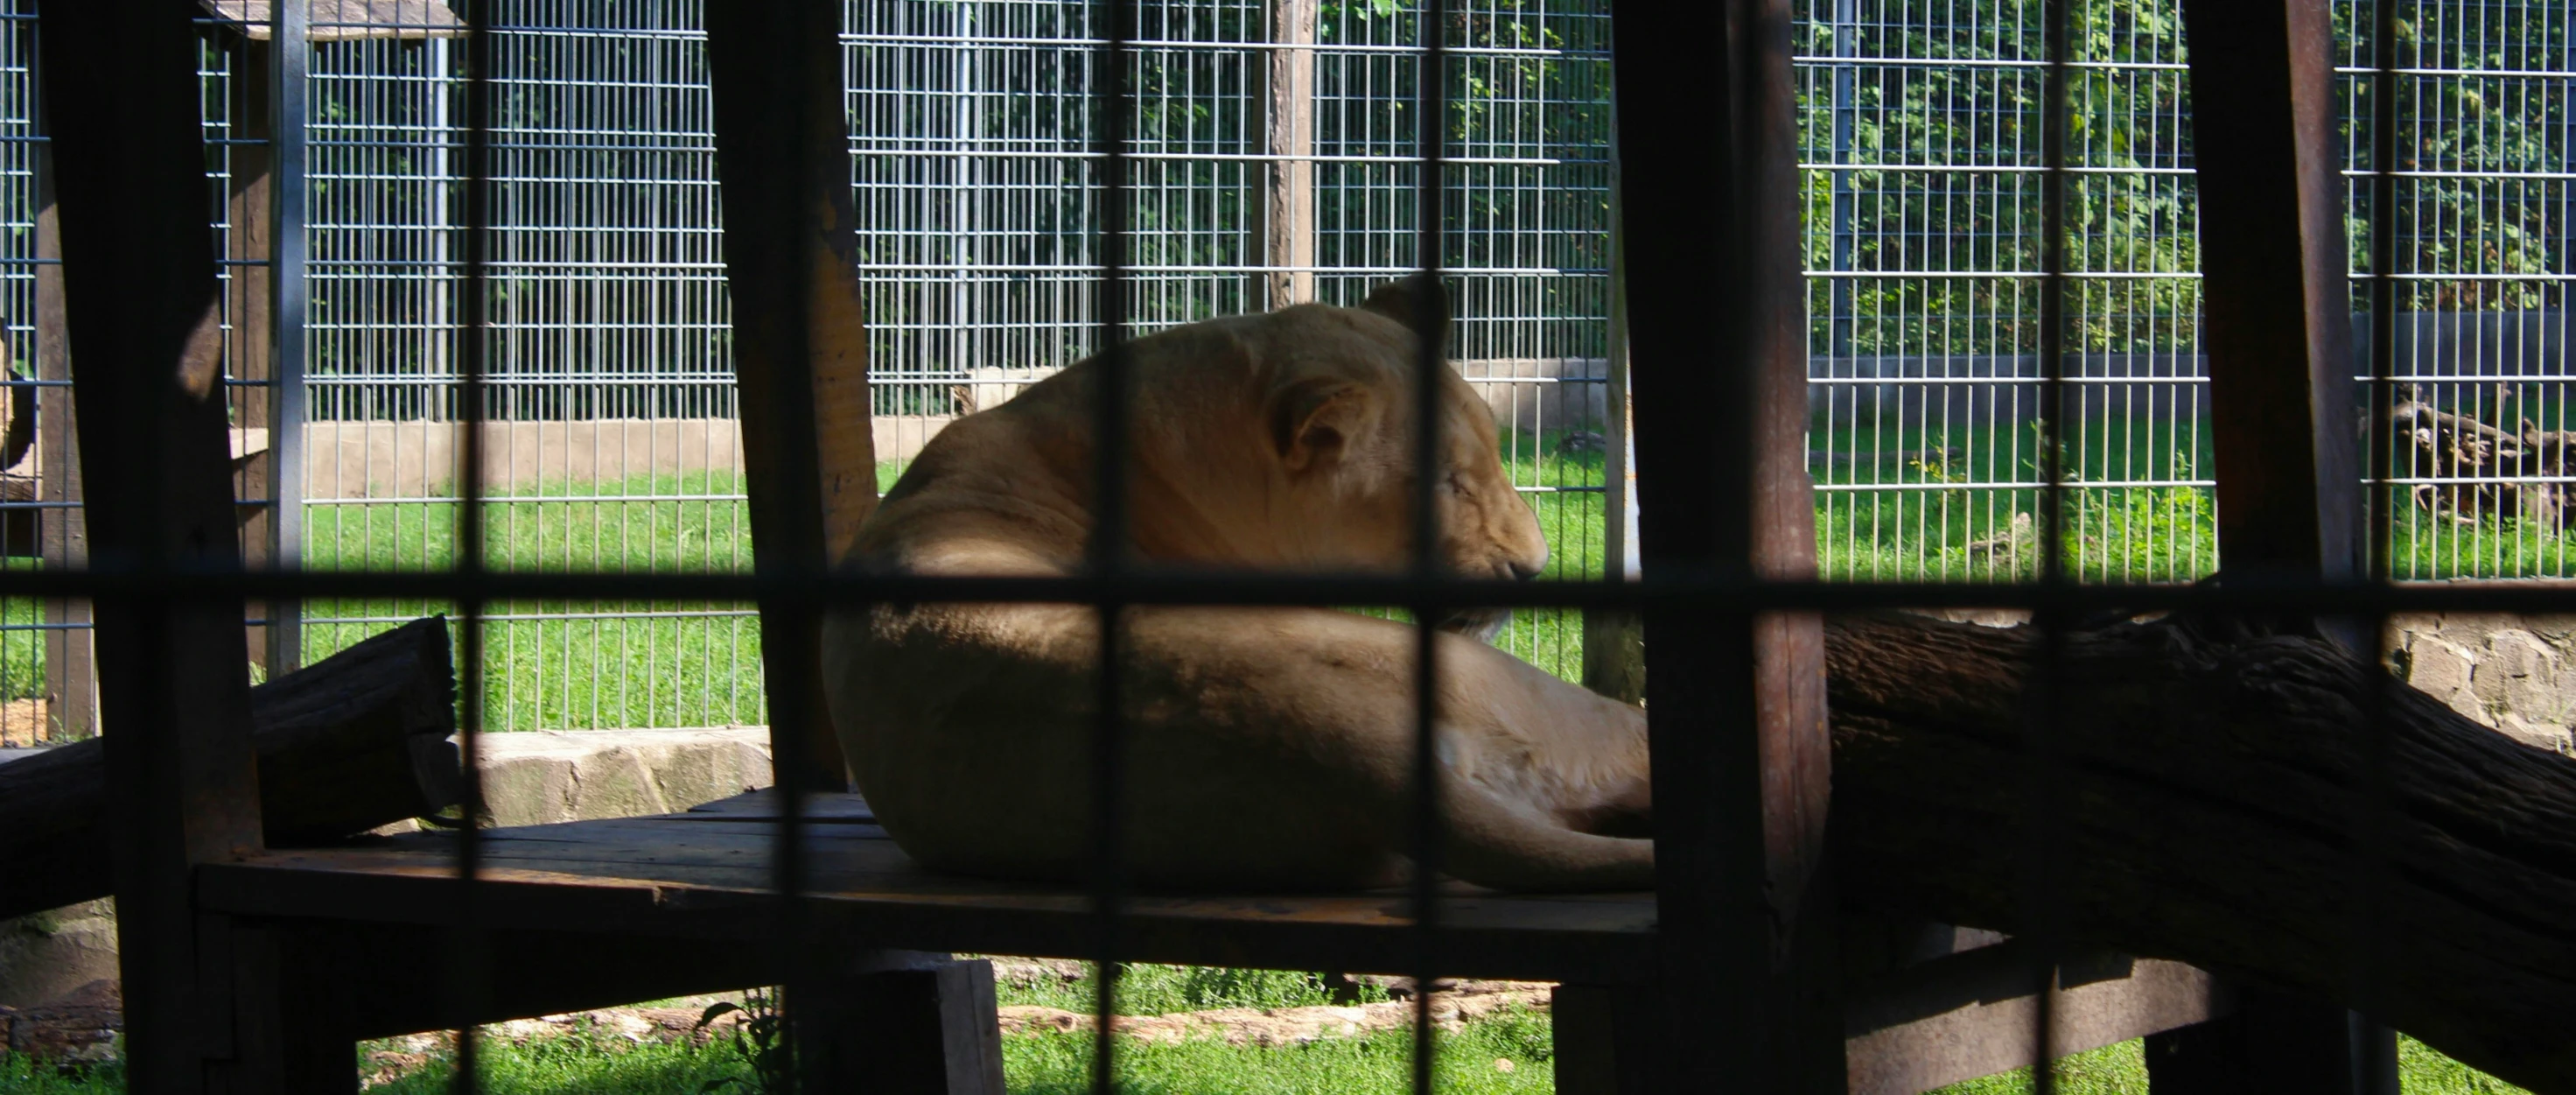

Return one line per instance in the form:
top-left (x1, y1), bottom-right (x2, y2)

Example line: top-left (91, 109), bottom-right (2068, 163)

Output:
top-left (2401, 635), bottom-right (2486, 724)
top-left (0, 901), bottom-right (116, 1009)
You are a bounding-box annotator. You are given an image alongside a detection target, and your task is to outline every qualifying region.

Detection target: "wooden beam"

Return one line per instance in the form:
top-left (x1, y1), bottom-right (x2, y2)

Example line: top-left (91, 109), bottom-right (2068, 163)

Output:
top-left (1609, 0), bottom-right (1839, 1090)
top-left (2173, 0), bottom-right (2393, 1090)
top-left (703, 1), bottom-right (876, 793)
top-left (2183, 0), bottom-right (2362, 584)
top-left (32, 141), bottom-right (92, 746)
top-left (1264, 0), bottom-right (1317, 308)
top-left (33, 1), bottom-right (269, 1090)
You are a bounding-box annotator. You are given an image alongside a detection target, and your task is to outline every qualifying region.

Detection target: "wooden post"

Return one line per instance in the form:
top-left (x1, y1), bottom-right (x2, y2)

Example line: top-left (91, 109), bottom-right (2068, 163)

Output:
top-left (2162, 0), bottom-right (2397, 1091)
top-left (32, 139), bottom-right (92, 745)
top-left (1579, 119), bottom-right (1642, 704)
top-left (1264, 0), bottom-right (1316, 308)
top-left (229, 39), bottom-right (281, 673)
top-left (1605, 0), bottom-right (1839, 1091)
top-left (33, 2), bottom-right (268, 1091)
top-left (703, 0), bottom-right (877, 793)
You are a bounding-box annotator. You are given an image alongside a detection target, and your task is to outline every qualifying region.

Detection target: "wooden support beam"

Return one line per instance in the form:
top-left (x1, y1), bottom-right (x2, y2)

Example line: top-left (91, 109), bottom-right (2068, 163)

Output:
top-left (1608, 0), bottom-right (1839, 1090)
top-left (2173, 1), bottom-right (2394, 1090)
top-left (703, 1), bottom-right (877, 793)
top-left (32, 1), bottom-right (269, 1090)
top-left (1264, 0), bottom-right (1317, 308)
top-left (32, 141), bottom-right (92, 746)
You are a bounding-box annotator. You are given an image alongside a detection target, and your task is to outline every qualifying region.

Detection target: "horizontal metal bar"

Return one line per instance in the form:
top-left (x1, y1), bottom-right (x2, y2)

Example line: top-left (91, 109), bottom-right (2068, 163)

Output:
top-left (0, 565), bottom-right (2567, 617)
top-left (304, 494), bottom-right (752, 506)
top-left (1815, 479), bottom-right (2216, 491)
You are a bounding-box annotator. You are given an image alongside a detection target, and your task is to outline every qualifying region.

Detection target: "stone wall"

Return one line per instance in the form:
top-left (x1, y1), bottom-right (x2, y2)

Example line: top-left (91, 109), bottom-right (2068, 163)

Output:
top-left (2387, 614), bottom-right (2576, 755)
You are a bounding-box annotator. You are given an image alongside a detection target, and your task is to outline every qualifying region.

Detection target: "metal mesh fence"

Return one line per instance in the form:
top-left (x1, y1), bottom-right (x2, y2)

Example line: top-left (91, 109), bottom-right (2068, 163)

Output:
top-left (0, 0), bottom-right (2570, 743)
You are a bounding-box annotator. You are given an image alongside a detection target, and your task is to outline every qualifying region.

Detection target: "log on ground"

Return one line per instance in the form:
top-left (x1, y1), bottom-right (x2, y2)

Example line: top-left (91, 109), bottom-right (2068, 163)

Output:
top-left (0, 616), bottom-right (459, 919)
top-left (1825, 611), bottom-right (2576, 1093)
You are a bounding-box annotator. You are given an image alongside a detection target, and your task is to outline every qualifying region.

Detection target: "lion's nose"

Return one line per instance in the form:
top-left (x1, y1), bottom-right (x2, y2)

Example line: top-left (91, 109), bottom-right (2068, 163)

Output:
top-left (1508, 559), bottom-right (1544, 582)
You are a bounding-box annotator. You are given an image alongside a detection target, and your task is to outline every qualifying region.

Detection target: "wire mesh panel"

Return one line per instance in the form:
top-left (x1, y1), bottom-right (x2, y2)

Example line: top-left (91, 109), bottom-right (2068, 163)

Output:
top-left (0, 3), bottom-right (52, 748)
top-left (1798, 0), bottom-right (2213, 586)
top-left (2348, 1), bottom-right (2576, 579)
top-left (299, 0), bottom-right (763, 731)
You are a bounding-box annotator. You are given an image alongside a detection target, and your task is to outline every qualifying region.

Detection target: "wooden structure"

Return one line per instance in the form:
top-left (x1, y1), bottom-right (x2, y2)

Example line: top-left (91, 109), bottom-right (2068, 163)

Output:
top-left (24, 0), bottom-right (2482, 1090)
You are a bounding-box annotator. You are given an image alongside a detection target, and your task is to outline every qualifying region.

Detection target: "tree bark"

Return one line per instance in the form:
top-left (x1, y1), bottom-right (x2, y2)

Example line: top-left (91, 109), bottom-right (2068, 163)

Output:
top-left (1825, 611), bottom-right (2576, 1093)
top-left (0, 616), bottom-right (458, 920)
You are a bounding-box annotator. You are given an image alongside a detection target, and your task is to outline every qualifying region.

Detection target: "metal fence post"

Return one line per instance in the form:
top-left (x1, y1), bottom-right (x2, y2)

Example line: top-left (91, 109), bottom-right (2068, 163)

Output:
top-left (267, 0), bottom-right (309, 676)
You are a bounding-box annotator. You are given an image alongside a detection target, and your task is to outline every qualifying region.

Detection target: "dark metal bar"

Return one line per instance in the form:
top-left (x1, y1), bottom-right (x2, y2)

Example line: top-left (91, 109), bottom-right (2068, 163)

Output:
top-left (15, 563), bottom-right (2576, 617)
top-left (1407, 4), bottom-right (1449, 1093)
top-left (1087, 0), bottom-right (1135, 1091)
top-left (2152, 0), bottom-right (2398, 1089)
top-left (2020, 0), bottom-right (2076, 1089)
top-left (33, 0), bottom-right (266, 1088)
top-left (451, 0), bottom-right (495, 1088)
top-left (1610, 0), bottom-right (1838, 1088)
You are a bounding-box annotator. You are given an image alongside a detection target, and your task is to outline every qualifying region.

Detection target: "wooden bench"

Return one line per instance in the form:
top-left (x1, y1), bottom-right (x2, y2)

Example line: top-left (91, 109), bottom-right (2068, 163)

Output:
top-left (195, 789), bottom-right (2225, 1094)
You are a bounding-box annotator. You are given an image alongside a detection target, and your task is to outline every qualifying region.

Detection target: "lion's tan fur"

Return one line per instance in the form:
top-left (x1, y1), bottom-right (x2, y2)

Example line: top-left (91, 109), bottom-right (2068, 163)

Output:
top-left (820, 283), bottom-right (1654, 891)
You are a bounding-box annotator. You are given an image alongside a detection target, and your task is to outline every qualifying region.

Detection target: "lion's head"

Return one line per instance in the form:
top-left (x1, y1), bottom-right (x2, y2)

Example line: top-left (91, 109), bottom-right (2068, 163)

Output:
top-left (863, 277), bottom-right (1550, 641)
top-left (1116, 277), bottom-right (1550, 639)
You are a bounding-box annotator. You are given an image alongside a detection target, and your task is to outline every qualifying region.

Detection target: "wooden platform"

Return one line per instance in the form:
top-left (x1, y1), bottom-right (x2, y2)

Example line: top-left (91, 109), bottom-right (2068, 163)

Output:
top-left (198, 790), bottom-right (1662, 985)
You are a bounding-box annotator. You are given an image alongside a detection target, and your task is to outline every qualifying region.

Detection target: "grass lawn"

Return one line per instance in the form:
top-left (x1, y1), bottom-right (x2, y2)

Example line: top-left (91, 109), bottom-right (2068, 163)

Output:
top-left (0, 1015), bottom-right (2530, 1094)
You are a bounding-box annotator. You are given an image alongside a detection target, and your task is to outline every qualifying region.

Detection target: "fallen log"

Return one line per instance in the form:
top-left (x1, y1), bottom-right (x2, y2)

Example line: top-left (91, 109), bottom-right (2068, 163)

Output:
top-left (1826, 610), bottom-right (2576, 1093)
top-left (0, 616), bottom-right (459, 920)
top-left (2390, 398), bottom-right (2576, 529)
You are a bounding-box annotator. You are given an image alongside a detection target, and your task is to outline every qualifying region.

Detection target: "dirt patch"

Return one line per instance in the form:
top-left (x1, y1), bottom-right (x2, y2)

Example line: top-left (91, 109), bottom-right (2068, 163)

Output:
top-left (0, 698), bottom-right (52, 748)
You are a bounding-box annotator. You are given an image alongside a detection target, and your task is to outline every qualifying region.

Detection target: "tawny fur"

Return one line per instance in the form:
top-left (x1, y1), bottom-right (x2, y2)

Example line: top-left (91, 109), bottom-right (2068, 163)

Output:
top-left (820, 281), bottom-right (1654, 891)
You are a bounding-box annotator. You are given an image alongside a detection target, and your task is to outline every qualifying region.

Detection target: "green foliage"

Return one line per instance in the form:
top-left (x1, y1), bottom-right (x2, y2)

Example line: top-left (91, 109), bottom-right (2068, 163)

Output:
top-left (995, 964), bottom-right (1396, 1015)
top-left (1001, 1004), bottom-right (1555, 1095)
top-left (693, 988), bottom-right (794, 1095)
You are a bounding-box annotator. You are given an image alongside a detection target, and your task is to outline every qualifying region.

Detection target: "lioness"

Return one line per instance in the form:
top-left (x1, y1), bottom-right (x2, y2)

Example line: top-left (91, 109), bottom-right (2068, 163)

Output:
top-left (821, 280), bottom-right (1654, 891)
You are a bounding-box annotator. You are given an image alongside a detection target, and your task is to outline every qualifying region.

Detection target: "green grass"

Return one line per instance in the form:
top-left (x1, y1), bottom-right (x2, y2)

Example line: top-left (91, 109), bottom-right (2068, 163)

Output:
top-left (0, 1023), bottom-right (2532, 1095)
top-left (996, 963), bottom-right (1395, 1014)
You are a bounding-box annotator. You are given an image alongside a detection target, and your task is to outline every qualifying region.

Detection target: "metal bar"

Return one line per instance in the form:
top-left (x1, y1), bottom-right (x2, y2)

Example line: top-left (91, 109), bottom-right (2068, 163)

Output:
top-left (450, 0), bottom-right (495, 1088)
top-left (32, 0), bottom-right (265, 1088)
top-left (1407, 4), bottom-right (1449, 1094)
top-left (1087, 0), bottom-right (1138, 1092)
top-left (1611, 0), bottom-right (1838, 1089)
top-left (267, 0), bottom-right (308, 677)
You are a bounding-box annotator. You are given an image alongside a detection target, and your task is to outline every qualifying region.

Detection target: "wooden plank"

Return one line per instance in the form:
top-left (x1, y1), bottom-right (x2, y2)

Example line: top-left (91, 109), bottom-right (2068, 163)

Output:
top-left (702, 0), bottom-right (873, 793)
top-left (1842, 949), bottom-right (2226, 1094)
top-left (2173, 1), bottom-right (2392, 1091)
top-left (32, 141), bottom-right (93, 745)
top-left (672, 787), bottom-right (879, 823)
top-left (1264, 0), bottom-right (1317, 308)
top-left (33, 1), bottom-right (270, 1090)
top-left (193, 820), bottom-right (1661, 984)
top-left (1610, 0), bottom-right (1840, 1090)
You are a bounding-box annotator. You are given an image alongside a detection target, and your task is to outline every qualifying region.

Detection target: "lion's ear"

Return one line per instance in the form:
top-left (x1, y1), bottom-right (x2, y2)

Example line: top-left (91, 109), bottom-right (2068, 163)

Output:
top-left (1360, 274), bottom-right (1449, 348)
top-left (1270, 377), bottom-right (1374, 474)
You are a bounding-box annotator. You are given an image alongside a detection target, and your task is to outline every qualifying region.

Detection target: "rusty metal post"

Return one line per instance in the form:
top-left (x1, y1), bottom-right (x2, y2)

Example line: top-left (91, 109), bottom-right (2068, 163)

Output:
top-left (1607, 0), bottom-right (1839, 1090)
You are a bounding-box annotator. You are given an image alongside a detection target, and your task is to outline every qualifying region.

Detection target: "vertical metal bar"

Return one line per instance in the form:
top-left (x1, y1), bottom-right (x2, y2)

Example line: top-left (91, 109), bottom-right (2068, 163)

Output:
top-left (1611, 0), bottom-right (1838, 1088)
top-left (32, 0), bottom-right (266, 1089)
top-left (452, 0), bottom-right (494, 1087)
top-left (1088, 0), bottom-right (1135, 1091)
top-left (2024, 0), bottom-right (2074, 1088)
top-left (1407, 0), bottom-right (1447, 1091)
top-left (1828, 0), bottom-right (1857, 362)
top-left (269, 0), bottom-right (309, 675)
